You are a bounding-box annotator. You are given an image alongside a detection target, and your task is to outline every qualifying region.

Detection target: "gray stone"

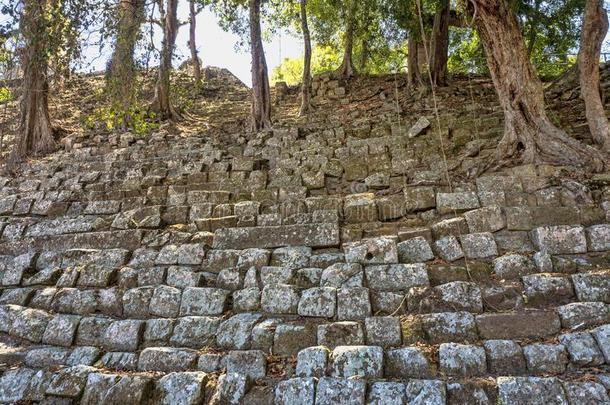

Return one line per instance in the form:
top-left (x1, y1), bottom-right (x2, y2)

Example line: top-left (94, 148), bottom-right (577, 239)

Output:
top-left (251, 318), bottom-right (280, 351)
top-left (42, 314), bottom-right (80, 347)
top-left (167, 266), bottom-right (203, 288)
top-left (591, 324), bottom-right (610, 362)
top-left (233, 288), bottom-right (261, 312)
top-left (24, 347), bottom-right (69, 368)
top-left (11, 307), bottom-right (51, 342)
top-left (498, 377), bottom-right (568, 405)
top-left (559, 332), bottom-right (605, 366)
top-left (261, 284), bottom-right (299, 314)
top-left (273, 324), bottom-right (316, 356)
top-left (144, 318), bottom-right (174, 345)
top-left (531, 226), bottom-right (587, 254)
top-left (197, 353), bottom-right (222, 372)
top-left (437, 192), bottom-right (479, 214)
top-left (318, 321), bottom-right (364, 347)
top-left (0, 367), bottom-right (36, 403)
top-left (404, 379), bottom-right (446, 405)
top-left (217, 313), bottom-right (262, 349)
top-left (493, 254), bottom-right (536, 279)
top-left (365, 263), bottom-right (429, 291)
top-left (298, 287), bottom-right (336, 317)
top-left (46, 365), bottom-right (94, 398)
top-left (344, 237), bottom-right (398, 264)
top-left (523, 344), bottom-right (568, 374)
top-left (563, 381), bottom-right (610, 405)
top-left (459, 232), bottom-right (498, 259)
top-left (464, 205), bottom-right (505, 233)
top-left (296, 346), bottom-right (329, 377)
top-left (572, 271), bottom-right (610, 303)
top-left (81, 373), bottom-right (151, 405)
top-left (138, 348), bottom-right (198, 372)
top-left (432, 281), bottom-right (483, 313)
top-left (66, 346), bottom-right (101, 366)
top-left (344, 193), bottom-right (378, 223)
top-left (586, 224), bottom-right (610, 251)
top-left (170, 316), bottom-right (220, 348)
top-left (122, 287), bottom-right (153, 318)
top-left (96, 352), bottom-right (138, 371)
top-left (330, 345), bottom-right (383, 378)
top-left (275, 378), bottom-right (316, 405)
top-left (315, 377), bottom-right (366, 405)
top-left (180, 287), bottom-right (229, 316)
top-left (213, 223), bottom-right (340, 249)
top-left (522, 274), bottom-right (574, 305)
top-left (557, 302), bottom-right (610, 330)
top-left (225, 350), bottom-right (266, 380)
top-left (397, 237), bottom-right (434, 263)
top-left (211, 373), bottom-right (248, 405)
top-left (364, 316), bottom-right (401, 347)
top-left (483, 339), bottom-right (526, 375)
top-left (421, 312), bottom-right (477, 343)
top-left (157, 372), bottom-right (207, 405)
top-left (367, 382), bottom-right (406, 405)
top-left (103, 319), bottom-right (143, 351)
top-left (439, 343), bottom-right (487, 377)
top-left (533, 251), bottom-right (553, 272)
top-left (337, 287), bottom-right (371, 320)
top-left (408, 116), bottom-right (431, 138)
top-left (270, 246), bottom-right (312, 269)
top-left (176, 244), bottom-right (205, 265)
top-left (433, 236), bottom-right (464, 262)
top-left (385, 347), bottom-right (431, 378)
top-left (150, 286), bottom-right (181, 317)
top-left (320, 263), bottom-right (363, 288)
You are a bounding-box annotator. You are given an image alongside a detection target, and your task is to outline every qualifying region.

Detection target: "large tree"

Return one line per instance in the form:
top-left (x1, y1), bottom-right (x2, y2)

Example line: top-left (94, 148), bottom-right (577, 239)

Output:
top-left (468, 0), bottom-right (605, 170)
top-left (299, 0), bottom-right (313, 115)
top-left (12, 0), bottom-right (55, 162)
top-left (153, 0), bottom-right (180, 120)
top-left (249, 0), bottom-right (272, 131)
top-left (107, 0), bottom-right (145, 130)
top-left (430, 0), bottom-right (449, 86)
top-left (578, 0), bottom-right (610, 151)
top-left (188, 0), bottom-right (203, 85)
top-left (336, 0), bottom-right (357, 78)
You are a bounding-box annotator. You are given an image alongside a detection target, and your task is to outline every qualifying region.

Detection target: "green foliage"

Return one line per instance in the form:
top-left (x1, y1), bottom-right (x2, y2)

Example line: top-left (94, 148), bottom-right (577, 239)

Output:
top-left (271, 44), bottom-right (340, 84)
top-left (84, 105), bottom-right (159, 136)
top-left (447, 28), bottom-right (487, 75)
top-left (0, 87), bottom-right (12, 103)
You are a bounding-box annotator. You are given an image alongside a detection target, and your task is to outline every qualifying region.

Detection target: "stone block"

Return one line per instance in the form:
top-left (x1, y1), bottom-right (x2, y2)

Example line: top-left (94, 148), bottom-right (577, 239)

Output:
top-left (397, 237), bottom-right (434, 263)
top-left (439, 343), bottom-right (487, 377)
top-left (523, 344), bottom-right (568, 374)
top-left (317, 321), bottom-right (364, 348)
top-left (296, 346), bottom-right (329, 377)
top-left (138, 348), bottom-right (198, 372)
top-left (298, 287), bottom-right (336, 318)
top-left (315, 377), bottom-right (366, 405)
top-left (484, 339), bottom-right (526, 375)
top-left (498, 377), bottom-right (568, 405)
top-left (364, 316), bottom-right (401, 347)
top-left (476, 310), bottom-right (560, 339)
top-left (459, 232), bottom-right (498, 259)
top-left (385, 347), bottom-right (430, 378)
top-left (531, 226), bottom-right (587, 254)
top-left (344, 237), bottom-right (398, 264)
top-left (337, 287), bottom-right (371, 320)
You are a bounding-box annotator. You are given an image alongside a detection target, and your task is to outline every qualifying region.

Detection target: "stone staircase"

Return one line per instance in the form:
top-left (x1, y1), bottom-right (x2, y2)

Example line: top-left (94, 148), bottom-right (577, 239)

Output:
top-left (0, 72), bottom-right (609, 404)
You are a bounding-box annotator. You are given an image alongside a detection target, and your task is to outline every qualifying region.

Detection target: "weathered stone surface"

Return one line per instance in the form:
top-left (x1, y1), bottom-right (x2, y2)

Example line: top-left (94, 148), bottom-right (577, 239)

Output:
top-left (233, 287), bottom-right (261, 312)
top-left (592, 324), bottom-right (610, 362)
top-left (344, 237), bottom-right (398, 264)
top-left (330, 345), bottom-right (383, 378)
top-left (138, 348), bottom-right (198, 372)
top-left (523, 344), bottom-right (568, 375)
top-left (271, 246), bottom-right (312, 270)
top-left (149, 286), bottom-right (181, 318)
top-left (412, 281), bottom-right (482, 313)
top-left (421, 312), bottom-right (477, 343)
top-left (437, 192), bottom-right (480, 214)
top-left (385, 347), bottom-right (430, 378)
top-left (103, 319), bottom-right (143, 352)
top-left (81, 373), bottom-right (151, 405)
top-left (320, 263), bottom-right (363, 288)
top-left (476, 311), bottom-right (561, 339)
top-left (225, 350), bottom-right (266, 380)
top-left (217, 313), bottom-right (262, 349)
top-left (261, 284), bottom-right (300, 314)
top-left (213, 223), bottom-right (340, 249)
top-left (337, 287), bottom-right (371, 320)
top-left (273, 324), bottom-right (316, 356)
top-left (493, 253), bottom-right (536, 279)
top-left (531, 225), bottom-right (587, 254)
top-left (364, 316), bottom-right (401, 347)
top-left (459, 232), bottom-right (498, 259)
top-left (275, 378), bottom-right (316, 405)
top-left (96, 352), bottom-right (138, 371)
top-left (559, 332), bottom-right (605, 366)
top-left (522, 274), bottom-right (574, 305)
top-left (365, 263), bottom-right (429, 291)
top-left (404, 379), bottom-right (446, 404)
top-left (42, 314), bottom-right (80, 347)
top-left (563, 382), bottom-right (610, 405)
top-left (157, 372), bottom-right (207, 405)
top-left (170, 316), bottom-right (220, 348)
top-left (46, 365), bottom-right (94, 398)
top-left (484, 339), bottom-right (526, 375)
top-left (498, 377), bottom-right (568, 405)
top-left (433, 236), bottom-right (464, 262)
top-left (210, 373), bottom-right (248, 405)
top-left (298, 287), bottom-right (336, 317)
top-left (367, 382), bottom-right (406, 405)
top-left (0, 367), bottom-right (37, 403)
top-left (317, 321), bottom-right (364, 347)
top-left (180, 287), bottom-right (229, 316)
top-left (464, 205), bottom-right (505, 233)
top-left (11, 307), bottom-right (51, 342)
top-left (572, 271), bottom-right (610, 303)
top-left (557, 302), bottom-right (610, 330)
top-left (344, 193), bottom-right (378, 223)
top-left (439, 343), bottom-right (487, 377)
top-left (315, 377), bottom-right (366, 405)
top-left (296, 346), bottom-right (329, 377)
top-left (586, 224), bottom-right (610, 251)
top-left (397, 237), bottom-right (434, 263)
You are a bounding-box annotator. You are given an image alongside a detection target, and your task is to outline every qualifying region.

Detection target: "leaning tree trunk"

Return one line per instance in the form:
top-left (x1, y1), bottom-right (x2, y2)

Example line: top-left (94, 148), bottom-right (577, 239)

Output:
top-left (108, 0), bottom-right (145, 130)
top-left (578, 0), bottom-right (610, 152)
top-left (189, 0), bottom-right (202, 85)
top-left (337, 0), bottom-right (357, 78)
top-left (154, 0), bottom-right (180, 120)
top-left (299, 0), bottom-right (312, 116)
top-left (407, 36), bottom-right (422, 88)
top-left (249, 0), bottom-right (272, 131)
top-left (469, 0), bottom-right (605, 170)
top-left (430, 0), bottom-right (450, 86)
top-left (12, 0), bottom-right (55, 162)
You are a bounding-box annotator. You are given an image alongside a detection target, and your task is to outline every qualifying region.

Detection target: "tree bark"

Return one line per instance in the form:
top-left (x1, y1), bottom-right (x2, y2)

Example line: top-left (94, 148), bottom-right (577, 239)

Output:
top-left (154, 0), bottom-right (180, 120)
top-left (249, 0), bottom-right (272, 131)
top-left (299, 0), bottom-right (312, 116)
top-left (12, 0), bottom-right (56, 162)
top-left (407, 36), bottom-right (422, 88)
top-left (469, 0), bottom-right (605, 170)
top-left (578, 0), bottom-right (610, 151)
top-left (337, 0), bottom-right (357, 78)
top-left (108, 0), bottom-right (145, 130)
top-left (430, 0), bottom-right (450, 86)
top-left (189, 0), bottom-right (202, 85)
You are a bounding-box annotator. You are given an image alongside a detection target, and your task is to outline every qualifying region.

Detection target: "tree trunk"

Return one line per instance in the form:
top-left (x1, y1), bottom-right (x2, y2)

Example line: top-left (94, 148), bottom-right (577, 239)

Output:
top-left (249, 0), bottom-right (272, 131)
top-left (299, 0), bottom-right (312, 116)
top-left (12, 0), bottom-right (55, 162)
top-left (430, 0), bottom-right (450, 86)
top-left (407, 36), bottom-right (422, 88)
top-left (469, 0), bottom-right (605, 170)
top-left (578, 0), bottom-right (610, 151)
top-left (337, 0), bottom-right (356, 78)
top-left (108, 0), bottom-right (145, 130)
top-left (154, 0), bottom-right (180, 120)
top-left (189, 0), bottom-right (202, 85)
